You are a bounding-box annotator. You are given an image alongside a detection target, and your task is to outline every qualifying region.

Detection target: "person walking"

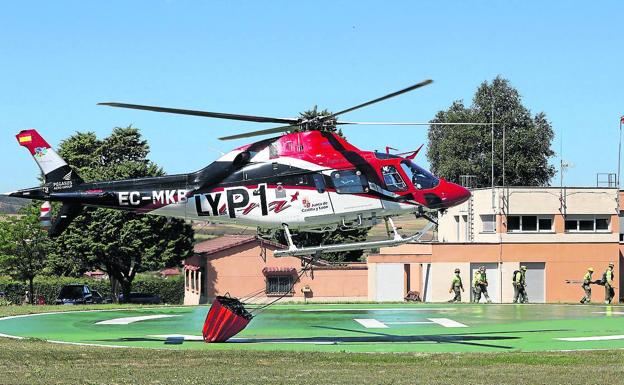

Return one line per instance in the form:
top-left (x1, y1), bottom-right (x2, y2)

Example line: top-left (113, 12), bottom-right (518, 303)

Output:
top-left (513, 266), bottom-right (529, 303)
top-left (580, 267), bottom-right (594, 304)
top-left (472, 268), bottom-right (481, 302)
top-left (448, 268), bottom-right (465, 302)
top-left (474, 266), bottom-right (492, 303)
top-left (603, 263), bottom-right (616, 304)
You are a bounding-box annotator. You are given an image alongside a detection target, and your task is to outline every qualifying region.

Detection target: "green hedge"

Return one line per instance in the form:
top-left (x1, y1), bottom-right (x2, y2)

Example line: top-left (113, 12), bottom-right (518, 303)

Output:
top-left (0, 274), bottom-right (184, 305)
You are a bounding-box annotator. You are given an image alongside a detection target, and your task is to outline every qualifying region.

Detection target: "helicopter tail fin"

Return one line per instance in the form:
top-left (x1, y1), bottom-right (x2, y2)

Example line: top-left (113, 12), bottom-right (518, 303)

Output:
top-left (16, 129), bottom-right (83, 185)
top-left (14, 129), bottom-right (84, 237)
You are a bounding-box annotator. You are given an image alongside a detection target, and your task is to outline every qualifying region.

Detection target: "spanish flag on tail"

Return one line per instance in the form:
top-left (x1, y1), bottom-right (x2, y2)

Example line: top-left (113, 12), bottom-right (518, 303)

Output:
top-left (15, 129), bottom-right (72, 180)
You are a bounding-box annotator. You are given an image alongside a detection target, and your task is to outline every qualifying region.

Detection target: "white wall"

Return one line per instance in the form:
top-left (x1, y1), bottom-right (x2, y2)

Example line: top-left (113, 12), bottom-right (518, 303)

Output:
top-left (375, 263), bottom-right (404, 301)
top-left (423, 262), bottom-right (471, 302)
top-left (438, 187), bottom-right (618, 244)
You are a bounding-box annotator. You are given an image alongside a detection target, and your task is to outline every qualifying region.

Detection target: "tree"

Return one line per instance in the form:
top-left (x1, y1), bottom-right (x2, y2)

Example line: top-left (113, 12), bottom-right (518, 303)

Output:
top-left (0, 205), bottom-right (52, 304)
top-left (270, 227), bottom-right (369, 263)
top-left (427, 76), bottom-right (556, 187)
top-left (50, 126), bottom-right (194, 298)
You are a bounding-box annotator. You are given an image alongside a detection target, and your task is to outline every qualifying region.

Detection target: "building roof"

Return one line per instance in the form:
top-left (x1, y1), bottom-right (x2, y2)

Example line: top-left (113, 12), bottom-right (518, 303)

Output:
top-left (193, 235), bottom-right (258, 255)
top-left (84, 269), bottom-right (106, 278)
top-left (262, 266), bottom-right (298, 276)
top-left (160, 267), bottom-right (180, 276)
top-left (470, 186), bottom-right (618, 191)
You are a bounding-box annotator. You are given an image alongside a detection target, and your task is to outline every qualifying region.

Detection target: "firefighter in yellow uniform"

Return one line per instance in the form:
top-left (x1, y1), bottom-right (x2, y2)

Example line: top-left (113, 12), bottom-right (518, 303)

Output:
top-left (513, 266), bottom-right (529, 303)
top-left (472, 269), bottom-right (480, 302)
top-left (580, 267), bottom-right (594, 304)
top-left (604, 263), bottom-right (615, 304)
top-left (473, 266), bottom-right (491, 303)
top-left (448, 268), bottom-right (464, 302)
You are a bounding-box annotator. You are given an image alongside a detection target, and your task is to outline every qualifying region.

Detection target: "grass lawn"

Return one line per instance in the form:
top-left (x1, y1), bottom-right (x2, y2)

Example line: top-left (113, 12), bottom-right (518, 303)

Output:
top-left (1, 305), bottom-right (624, 384)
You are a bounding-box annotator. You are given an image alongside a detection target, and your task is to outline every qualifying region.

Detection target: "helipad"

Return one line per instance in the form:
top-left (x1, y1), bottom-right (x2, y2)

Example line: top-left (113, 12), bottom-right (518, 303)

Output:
top-left (1, 303), bottom-right (623, 353)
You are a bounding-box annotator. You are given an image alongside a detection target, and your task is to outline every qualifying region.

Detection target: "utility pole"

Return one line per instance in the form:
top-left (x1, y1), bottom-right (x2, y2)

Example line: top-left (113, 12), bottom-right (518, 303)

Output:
top-left (618, 116), bottom-right (623, 215)
top-left (619, 116), bottom-right (623, 190)
top-left (491, 89), bottom-right (495, 210)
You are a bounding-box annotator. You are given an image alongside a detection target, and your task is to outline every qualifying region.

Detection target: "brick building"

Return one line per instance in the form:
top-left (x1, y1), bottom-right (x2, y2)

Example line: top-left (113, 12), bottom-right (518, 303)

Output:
top-left (184, 187), bottom-right (622, 304)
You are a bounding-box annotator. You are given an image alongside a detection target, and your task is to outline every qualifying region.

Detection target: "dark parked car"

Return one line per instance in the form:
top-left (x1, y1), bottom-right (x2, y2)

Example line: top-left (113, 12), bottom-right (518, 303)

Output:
top-left (118, 292), bottom-right (161, 304)
top-left (91, 290), bottom-right (112, 304)
top-left (56, 284), bottom-right (94, 305)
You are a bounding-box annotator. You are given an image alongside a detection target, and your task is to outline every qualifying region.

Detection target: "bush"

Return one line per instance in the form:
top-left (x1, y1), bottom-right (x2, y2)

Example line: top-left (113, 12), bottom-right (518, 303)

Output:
top-left (133, 275), bottom-right (184, 304)
top-left (0, 274), bottom-right (184, 305)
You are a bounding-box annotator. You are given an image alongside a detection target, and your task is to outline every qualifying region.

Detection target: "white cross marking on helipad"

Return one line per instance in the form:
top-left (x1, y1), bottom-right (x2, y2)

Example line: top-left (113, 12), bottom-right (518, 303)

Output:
top-left (96, 315), bottom-right (180, 325)
top-left (428, 318), bottom-right (468, 328)
top-left (557, 335), bottom-right (624, 342)
top-left (149, 334), bottom-right (204, 341)
top-left (354, 319), bottom-right (389, 328)
top-left (301, 308), bottom-right (454, 312)
top-left (592, 311), bottom-right (624, 315)
top-left (354, 318), bottom-right (467, 328)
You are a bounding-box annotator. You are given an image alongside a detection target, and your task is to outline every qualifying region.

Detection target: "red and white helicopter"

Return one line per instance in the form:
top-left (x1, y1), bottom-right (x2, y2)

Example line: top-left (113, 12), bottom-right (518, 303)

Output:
top-left (9, 79), bottom-right (476, 257)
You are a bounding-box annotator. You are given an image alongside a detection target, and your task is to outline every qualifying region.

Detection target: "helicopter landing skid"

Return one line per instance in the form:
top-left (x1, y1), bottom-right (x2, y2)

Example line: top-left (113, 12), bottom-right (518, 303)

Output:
top-left (274, 217), bottom-right (435, 258)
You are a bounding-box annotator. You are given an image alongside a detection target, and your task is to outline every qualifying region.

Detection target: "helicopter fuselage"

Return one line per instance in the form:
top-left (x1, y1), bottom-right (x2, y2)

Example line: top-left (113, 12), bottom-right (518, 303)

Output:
top-left (11, 129), bottom-right (471, 235)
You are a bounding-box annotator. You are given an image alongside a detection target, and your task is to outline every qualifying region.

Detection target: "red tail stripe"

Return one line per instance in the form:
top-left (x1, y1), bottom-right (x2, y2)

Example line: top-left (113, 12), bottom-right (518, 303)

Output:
top-left (16, 129), bottom-right (51, 156)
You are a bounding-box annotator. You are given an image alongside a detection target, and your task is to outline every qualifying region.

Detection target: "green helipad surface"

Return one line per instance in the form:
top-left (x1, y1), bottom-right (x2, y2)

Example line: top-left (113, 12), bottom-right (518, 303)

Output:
top-left (1, 303), bottom-right (623, 353)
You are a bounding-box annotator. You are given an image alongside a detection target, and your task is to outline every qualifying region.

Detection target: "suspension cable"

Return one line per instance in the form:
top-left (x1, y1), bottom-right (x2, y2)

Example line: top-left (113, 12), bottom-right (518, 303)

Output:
top-left (250, 267), bottom-right (310, 315)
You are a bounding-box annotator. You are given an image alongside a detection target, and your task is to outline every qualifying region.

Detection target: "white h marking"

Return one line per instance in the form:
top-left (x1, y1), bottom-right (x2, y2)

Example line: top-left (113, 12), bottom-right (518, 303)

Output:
top-left (354, 319), bottom-right (389, 328)
top-left (354, 318), bottom-right (467, 328)
top-left (427, 318), bottom-right (468, 328)
top-left (557, 335), bottom-right (624, 342)
top-left (95, 315), bottom-right (180, 325)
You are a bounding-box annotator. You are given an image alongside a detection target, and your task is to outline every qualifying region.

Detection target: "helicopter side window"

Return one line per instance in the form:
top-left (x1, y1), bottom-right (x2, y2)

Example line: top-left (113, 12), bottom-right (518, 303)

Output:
top-left (269, 142), bottom-right (279, 159)
top-left (381, 165), bottom-right (407, 192)
top-left (221, 168), bottom-right (246, 185)
top-left (331, 170), bottom-right (367, 194)
top-left (400, 160), bottom-right (439, 190)
top-left (280, 173), bottom-right (310, 187)
top-left (312, 173), bottom-right (326, 193)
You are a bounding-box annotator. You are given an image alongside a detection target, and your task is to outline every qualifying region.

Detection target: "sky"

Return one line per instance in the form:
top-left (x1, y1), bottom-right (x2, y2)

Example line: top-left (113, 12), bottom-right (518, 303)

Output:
top-left (1, 1), bottom-right (623, 192)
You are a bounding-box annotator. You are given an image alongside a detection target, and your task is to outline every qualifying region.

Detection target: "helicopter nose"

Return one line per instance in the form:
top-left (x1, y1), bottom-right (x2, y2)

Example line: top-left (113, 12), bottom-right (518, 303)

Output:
top-left (423, 180), bottom-right (471, 209)
top-left (440, 181), bottom-right (471, 208)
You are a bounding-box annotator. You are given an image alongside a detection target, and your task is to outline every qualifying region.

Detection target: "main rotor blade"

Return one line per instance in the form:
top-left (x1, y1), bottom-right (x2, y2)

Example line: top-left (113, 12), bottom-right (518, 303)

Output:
top-left (331, 79), bottom-right (433, 118)
top-left (337, 121), bottom-right (495, 126)
top-left (98, 102), bottom-right (299, 125)
top-left (218, 125), bottom-right (297, 141)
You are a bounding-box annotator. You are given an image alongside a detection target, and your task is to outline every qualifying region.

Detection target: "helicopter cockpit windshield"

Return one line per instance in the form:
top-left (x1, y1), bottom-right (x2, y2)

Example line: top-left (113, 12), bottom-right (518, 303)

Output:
top-left (400, 160), bottom-right (439, 190)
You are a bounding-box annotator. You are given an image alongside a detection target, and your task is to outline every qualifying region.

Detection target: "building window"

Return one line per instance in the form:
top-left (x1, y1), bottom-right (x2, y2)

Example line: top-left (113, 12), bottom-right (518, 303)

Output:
top-left (481, 215), bottom-right (496, 233)
top-left (266, 276), bottom-right (294, 295)
top-left (523, 216), bottom-right (537, 231)
top-left (596, 218), bottom-right (609, 231)
top-left (539, 218), bottom-right (552, 231)
top-left (507, 215), bottom-right (553, 233)
top-left (507, 216), bottom-right (520, 231)
top-left (565, 216), bottom-right (610, 232)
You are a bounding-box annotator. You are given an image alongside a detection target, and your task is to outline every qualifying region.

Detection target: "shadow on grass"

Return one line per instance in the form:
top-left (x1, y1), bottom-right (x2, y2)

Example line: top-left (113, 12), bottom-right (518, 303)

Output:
top-left (95, 326), bottom-right (573, 350)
